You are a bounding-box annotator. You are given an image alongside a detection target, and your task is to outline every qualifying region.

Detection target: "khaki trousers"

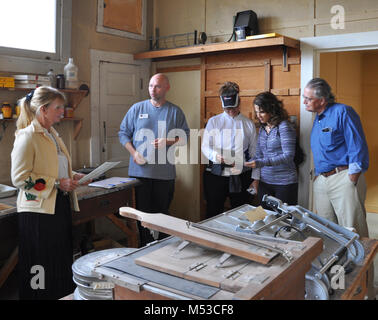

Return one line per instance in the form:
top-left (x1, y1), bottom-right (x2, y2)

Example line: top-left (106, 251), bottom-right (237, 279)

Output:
top-left (313, 170), bottom-right (368, 237)
top-left (313, 170), bottom-right (375, 299)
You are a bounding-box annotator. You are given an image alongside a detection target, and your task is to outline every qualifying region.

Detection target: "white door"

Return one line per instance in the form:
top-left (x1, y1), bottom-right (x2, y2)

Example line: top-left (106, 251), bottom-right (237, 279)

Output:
top-left (99, 61), bottom-right (142, 177)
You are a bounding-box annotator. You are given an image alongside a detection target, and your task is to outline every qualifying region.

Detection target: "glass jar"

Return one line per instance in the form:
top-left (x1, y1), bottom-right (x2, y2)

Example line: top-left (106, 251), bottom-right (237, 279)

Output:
top-left (56, 74), bottom-right (65, 89)
top-left (1, 102), bottom-right (12, 119)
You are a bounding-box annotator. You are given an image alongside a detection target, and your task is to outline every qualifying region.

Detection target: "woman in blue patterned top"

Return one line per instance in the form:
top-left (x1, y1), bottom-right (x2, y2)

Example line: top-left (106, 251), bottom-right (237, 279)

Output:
top-left (245, 92), bottom-right (298, 206)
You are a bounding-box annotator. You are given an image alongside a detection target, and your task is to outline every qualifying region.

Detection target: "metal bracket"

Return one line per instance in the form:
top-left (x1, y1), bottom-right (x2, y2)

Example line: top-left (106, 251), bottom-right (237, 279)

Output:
top-left (216, 253), bottom-right (232, 268)
top-left (171, 240), bottom-right (190, 257)
top-left (223, 269), bottom-right (242, 280)
top-left (188, 262), bottom-right (207, 272)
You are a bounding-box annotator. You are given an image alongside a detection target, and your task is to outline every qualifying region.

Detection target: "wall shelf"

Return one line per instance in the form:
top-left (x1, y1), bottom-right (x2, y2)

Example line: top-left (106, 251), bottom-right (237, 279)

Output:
top-left (134, 36), bottom-right (300, 60)
top-left (0, 87), bottom-right (87, 140)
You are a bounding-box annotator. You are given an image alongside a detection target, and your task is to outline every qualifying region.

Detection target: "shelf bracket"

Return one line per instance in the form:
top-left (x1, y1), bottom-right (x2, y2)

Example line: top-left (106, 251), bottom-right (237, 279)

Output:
top-left (282, 45), bottom-right (289, 72)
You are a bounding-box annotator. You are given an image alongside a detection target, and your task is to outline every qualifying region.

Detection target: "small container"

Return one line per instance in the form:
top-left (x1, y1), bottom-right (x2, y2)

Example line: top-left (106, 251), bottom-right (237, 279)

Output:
top-left (56, 74), bottom-right (65, 89)
top-left (15, 105), bottom-right (21, 117)
top-left (64, 107), bottom-right (74, 118)
top-left (1, 102), bottom-right (12, 119)
top-left (64, 58), bottom-right (79, 89)
top-left (47, 69), bottom-right (56, 88)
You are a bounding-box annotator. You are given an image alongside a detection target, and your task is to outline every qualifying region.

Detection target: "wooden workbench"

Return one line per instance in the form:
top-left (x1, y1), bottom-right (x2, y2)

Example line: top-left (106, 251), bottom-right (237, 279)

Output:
top-left (0, 180), bottom-right (141, 289)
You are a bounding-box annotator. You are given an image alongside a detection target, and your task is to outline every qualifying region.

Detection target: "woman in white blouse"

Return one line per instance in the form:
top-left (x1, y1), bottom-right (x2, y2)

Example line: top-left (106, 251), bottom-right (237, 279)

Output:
top-left (11, 86), bottom-right (89, 300)
top-left (201, 82), bottom-right (259, 218)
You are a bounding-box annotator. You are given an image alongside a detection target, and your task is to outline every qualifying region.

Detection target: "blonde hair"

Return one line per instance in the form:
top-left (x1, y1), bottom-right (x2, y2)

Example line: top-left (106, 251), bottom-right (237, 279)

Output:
top-left (16, 86), bottom-right (66, 130)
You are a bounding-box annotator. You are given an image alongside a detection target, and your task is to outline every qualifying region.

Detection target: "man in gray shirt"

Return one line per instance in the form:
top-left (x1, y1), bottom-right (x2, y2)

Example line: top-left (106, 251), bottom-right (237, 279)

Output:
top-left (119, 73), bottom-right (189, 246)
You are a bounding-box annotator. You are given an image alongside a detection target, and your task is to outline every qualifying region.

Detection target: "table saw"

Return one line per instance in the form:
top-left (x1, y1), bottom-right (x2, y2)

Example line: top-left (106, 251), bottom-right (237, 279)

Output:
top-left (88, 196), bottom-right (377, 300)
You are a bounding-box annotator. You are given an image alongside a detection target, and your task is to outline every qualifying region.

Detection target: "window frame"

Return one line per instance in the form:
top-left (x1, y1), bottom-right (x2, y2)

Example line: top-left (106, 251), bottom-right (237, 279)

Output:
top-left (0, 0), bottom-right (71, 65)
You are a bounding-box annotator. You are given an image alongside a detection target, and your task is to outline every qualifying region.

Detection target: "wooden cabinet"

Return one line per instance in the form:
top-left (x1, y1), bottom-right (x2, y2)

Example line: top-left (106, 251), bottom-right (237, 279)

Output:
top-left (0, 87), bottom-right (87, 140)
top-left (201, 46), bottom-right (301, 128)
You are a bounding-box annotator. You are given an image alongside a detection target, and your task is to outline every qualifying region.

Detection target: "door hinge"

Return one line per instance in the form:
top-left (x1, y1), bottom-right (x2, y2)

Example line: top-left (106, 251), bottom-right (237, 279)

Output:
top-left (140, 78), bottom-right (143, 90)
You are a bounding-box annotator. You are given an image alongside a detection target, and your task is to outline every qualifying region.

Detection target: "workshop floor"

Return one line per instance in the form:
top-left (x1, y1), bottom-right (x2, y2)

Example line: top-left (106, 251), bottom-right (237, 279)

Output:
top-left (0, 213), bottom-right (377, 300)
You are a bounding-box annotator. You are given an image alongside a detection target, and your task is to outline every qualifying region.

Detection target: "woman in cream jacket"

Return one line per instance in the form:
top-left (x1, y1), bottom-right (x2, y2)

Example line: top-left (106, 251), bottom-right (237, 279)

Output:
top-left (11, 86), bottom-right (89, 300)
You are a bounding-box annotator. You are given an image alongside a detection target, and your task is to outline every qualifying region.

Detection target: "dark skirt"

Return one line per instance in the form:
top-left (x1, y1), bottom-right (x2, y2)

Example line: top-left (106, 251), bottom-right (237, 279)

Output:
top-left (18, 190), bottom-right (75, 300)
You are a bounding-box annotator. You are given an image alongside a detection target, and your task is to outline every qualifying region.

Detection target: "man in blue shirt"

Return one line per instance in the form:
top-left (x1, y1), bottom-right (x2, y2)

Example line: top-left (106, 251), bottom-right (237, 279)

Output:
top-left (119, 73), bottom-right (189, 246)
top-left (304, 78), bottom-right (369, 238)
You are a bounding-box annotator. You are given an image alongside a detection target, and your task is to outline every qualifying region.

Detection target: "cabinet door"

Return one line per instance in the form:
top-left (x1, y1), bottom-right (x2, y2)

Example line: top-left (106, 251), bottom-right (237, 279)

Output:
top-left (99, 62), bottom-right (142, 176)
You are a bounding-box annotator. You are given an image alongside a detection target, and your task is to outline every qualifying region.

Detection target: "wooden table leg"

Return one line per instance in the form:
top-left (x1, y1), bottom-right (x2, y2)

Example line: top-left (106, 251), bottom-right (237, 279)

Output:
top-left (106, 214), bottom-right (139, 248)
top-left (0, 246), bottom-right (18, 288)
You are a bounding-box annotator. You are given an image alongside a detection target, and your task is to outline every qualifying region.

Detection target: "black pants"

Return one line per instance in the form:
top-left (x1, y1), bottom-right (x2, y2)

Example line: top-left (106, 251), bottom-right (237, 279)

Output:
top-left (257, 181), bottom-right (298, 208)
top-left (133, 177), bottom-right (175, 247)
top-left (18, 191), bottom-right (74, 300)
top-left (203, 170), bottom-right (253, 219)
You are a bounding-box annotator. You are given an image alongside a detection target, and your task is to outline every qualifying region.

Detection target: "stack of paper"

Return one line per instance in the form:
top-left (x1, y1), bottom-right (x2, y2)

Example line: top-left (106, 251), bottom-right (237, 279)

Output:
top-left (88, 177), bottom-right (136, 189)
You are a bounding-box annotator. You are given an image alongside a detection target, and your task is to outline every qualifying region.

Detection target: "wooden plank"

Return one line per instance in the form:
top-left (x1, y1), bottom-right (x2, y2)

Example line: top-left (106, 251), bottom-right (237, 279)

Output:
top-left (134, 239), bottom-right (269, 293)
top-left (204, 89), bottom-right (261, 98)
top-left (272, 64), bottom-right (301, 90)
top-left (205, 47), bottom-right (300, 66)
top-left (119, 207), bottom-right (277, 264)
top-left (135, 240), bottom-right (220, 284)
top-left (134, 37), bottom-right (300, 60)
top-left (156, 65), bottom-right (201, 73)
top-left (340, 238), bottom-right (378, 300)
top-left (205, 57), bottom-right (300, 70)
top-left (205, 66), bottom-right (265, 93)
top-left (134, 235), bottom-right (323, 299)
top-left (233, 237), bottom-right (323, 300)
top-left (205, 88), bottom-right (300, 98)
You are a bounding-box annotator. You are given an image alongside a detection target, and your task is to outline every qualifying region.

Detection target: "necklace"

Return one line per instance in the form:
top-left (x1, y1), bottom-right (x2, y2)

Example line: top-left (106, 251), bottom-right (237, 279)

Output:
top-left (45, 129), bottom-right (62, 154)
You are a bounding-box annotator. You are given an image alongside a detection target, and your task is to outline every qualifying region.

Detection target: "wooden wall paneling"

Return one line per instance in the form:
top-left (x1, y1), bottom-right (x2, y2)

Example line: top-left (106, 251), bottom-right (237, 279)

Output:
top-left (264, 59), bottom-right (271, 92)
top-left (156, 65), bottom-right (201, 74)
top-left (205, 47), bottom-right (296, 66)
top-left (271, 64), bottom-right (301, 90)
top-left (206, 67), bottom-right (266, 93)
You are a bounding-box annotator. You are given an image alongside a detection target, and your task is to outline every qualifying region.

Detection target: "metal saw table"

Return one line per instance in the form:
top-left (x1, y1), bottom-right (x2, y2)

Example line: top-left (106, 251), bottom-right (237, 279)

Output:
top-left (91, 202), bottom-right (377, 300)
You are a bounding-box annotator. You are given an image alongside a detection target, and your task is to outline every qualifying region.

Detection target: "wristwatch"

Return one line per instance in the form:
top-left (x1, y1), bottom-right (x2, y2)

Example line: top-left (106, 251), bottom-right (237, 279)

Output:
top-left (54, 180), bottom-right (60, 190)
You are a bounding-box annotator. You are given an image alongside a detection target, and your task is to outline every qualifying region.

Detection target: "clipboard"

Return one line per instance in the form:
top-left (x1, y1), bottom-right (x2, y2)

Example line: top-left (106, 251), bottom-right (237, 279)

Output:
top-left (78, 161), bottom-right (121, 184)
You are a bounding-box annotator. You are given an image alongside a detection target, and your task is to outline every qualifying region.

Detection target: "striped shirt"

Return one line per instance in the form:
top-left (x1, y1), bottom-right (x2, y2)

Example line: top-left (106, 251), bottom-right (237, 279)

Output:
top-left (252, 120), bottom-right (297, 185)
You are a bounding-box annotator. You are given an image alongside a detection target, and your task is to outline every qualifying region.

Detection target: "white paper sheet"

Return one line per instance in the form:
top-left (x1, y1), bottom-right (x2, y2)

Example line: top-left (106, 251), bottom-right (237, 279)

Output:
top-left (88, 177), bottom-right (136, 189)
top-left (78, 161), bottom-right (121, 184)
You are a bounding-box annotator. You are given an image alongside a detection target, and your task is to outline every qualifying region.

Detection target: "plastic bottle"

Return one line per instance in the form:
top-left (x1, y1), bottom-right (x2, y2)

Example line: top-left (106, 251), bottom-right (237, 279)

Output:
top-left (47, 69), bottom-right (56, 88)
top-left (64, 58), bottom-right (79, 89)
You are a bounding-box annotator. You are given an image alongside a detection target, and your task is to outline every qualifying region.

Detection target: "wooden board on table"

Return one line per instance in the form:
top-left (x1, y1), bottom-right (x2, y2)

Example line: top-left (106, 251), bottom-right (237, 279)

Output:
top-left (119, 207), bottom-right (277, 265)
top-left (135, 239), bottom-right (259, 291)
top-left (135, 237), bottom-right (323, 296)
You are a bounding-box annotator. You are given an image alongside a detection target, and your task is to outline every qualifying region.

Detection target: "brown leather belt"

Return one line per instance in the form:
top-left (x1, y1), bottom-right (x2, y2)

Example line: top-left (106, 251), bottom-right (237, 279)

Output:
top-left (321, 165), bottom-right (348, 178)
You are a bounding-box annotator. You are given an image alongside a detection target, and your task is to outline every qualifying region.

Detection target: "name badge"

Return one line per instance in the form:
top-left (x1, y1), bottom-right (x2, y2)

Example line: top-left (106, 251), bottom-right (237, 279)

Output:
top-left (139, 113), bottom-right (149, 119)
